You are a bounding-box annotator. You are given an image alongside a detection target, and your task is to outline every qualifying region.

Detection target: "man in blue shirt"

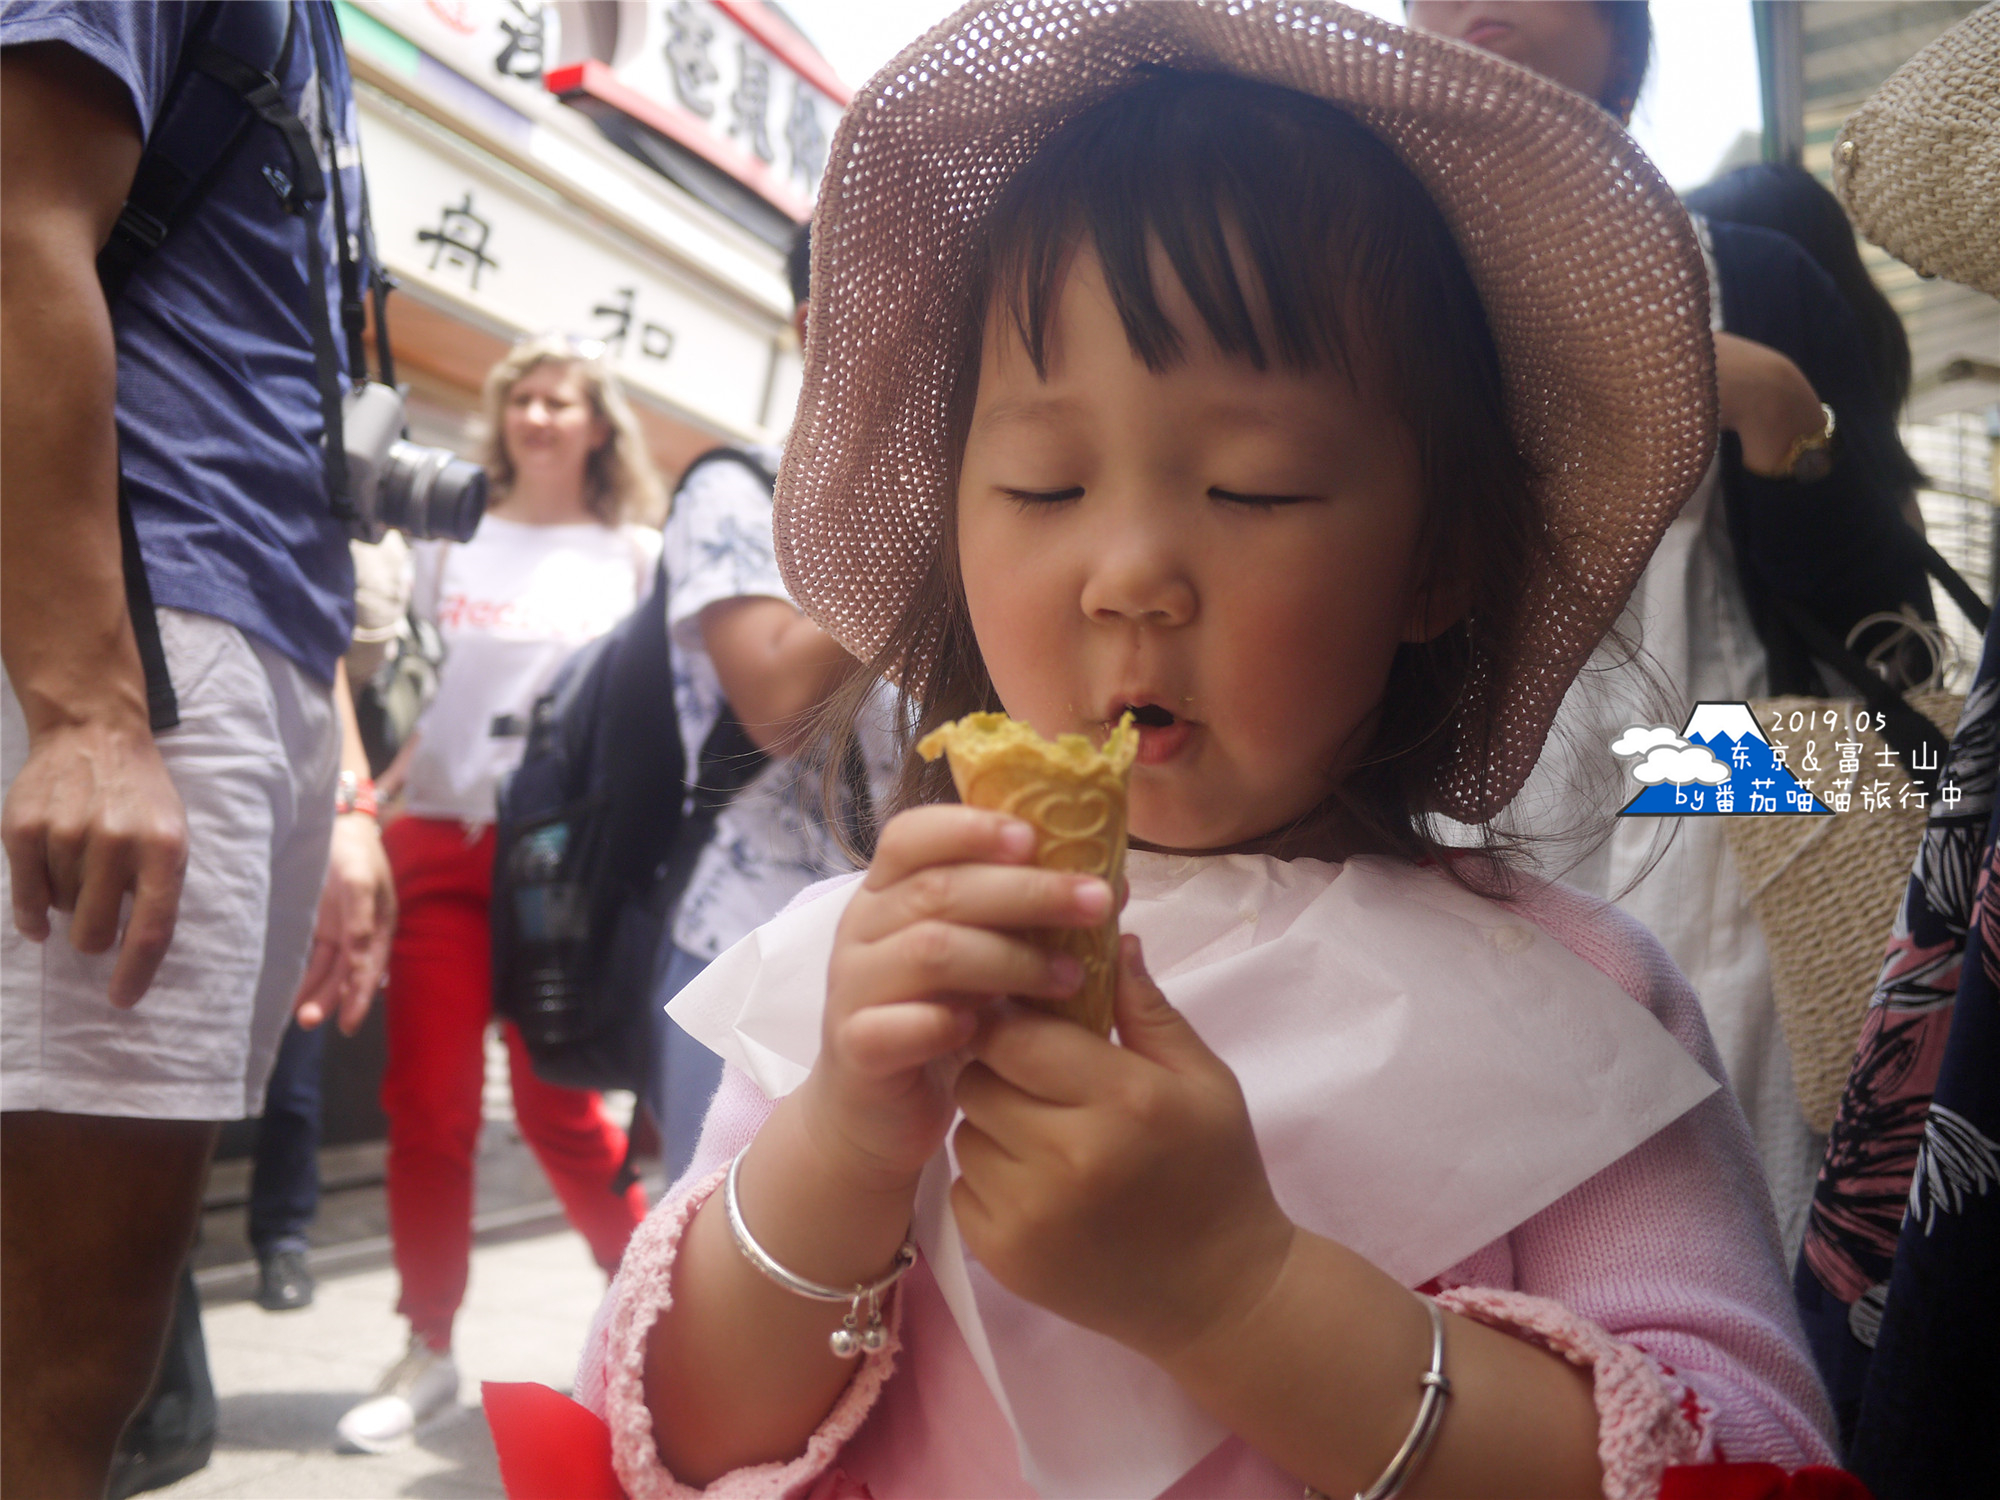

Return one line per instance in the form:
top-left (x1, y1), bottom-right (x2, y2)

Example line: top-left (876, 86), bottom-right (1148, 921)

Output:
top-left (0, 4), bottom-right (395, 1490)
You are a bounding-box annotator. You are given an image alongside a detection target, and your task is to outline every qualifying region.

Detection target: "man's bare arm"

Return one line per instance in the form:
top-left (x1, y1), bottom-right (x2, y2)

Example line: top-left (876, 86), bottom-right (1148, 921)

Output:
top-left (0, 42), bottom-right (186, 1006)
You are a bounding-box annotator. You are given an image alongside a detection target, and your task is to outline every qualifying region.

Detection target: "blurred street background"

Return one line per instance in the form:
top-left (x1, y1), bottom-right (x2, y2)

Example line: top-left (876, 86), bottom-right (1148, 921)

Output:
top-left (133, 3), bottom-right (1999, 1493)
top-left (162, 1032), bottom-right (659, 1499)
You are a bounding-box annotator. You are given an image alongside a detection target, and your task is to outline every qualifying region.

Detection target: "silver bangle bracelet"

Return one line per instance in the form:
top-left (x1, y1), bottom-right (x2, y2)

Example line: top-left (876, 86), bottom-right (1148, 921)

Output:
top-left (723, 1146), bottom-right (917, 1359)
top-left (1355, 1295), bottom-right (1452, 1500)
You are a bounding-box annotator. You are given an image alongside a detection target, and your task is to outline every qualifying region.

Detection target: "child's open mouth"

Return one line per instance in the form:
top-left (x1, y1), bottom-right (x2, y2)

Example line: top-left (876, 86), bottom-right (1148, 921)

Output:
top-left (1117, 702), bottom-right (1193, 765)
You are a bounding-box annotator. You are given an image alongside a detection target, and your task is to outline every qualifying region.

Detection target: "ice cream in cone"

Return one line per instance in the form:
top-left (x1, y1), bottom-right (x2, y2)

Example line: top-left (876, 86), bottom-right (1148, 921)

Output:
top-left (916, 712), bottom-right (1138, 1035)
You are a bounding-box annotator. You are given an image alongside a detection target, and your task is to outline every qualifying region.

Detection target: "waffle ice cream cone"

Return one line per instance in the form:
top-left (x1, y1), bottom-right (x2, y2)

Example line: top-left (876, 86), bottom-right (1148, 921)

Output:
top-left (917, 712), bottom-right (1138, 1035)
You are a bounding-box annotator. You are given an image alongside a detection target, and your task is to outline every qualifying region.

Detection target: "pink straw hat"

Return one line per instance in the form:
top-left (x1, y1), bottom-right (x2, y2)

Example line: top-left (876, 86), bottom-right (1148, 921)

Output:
top-left (775, 0), bottom-right (1716, 822)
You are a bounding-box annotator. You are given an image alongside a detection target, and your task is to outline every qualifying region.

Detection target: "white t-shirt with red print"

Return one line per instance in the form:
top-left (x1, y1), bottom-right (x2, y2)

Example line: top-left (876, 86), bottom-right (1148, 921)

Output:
top-left (404, 516), bottom-right (659, 823)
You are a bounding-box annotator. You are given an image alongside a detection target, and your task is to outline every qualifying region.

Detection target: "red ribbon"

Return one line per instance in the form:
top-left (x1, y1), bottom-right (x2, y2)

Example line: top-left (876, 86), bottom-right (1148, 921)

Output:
top-left (1660, 1463), bottom-right (1875, 1500)
top-left (483, 1382), bottom-right (625, 1500)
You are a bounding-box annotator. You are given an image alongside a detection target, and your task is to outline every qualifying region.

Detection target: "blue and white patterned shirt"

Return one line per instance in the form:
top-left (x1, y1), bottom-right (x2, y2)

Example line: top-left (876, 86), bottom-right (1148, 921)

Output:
top-left (662, 448), bottom-right (897, 960)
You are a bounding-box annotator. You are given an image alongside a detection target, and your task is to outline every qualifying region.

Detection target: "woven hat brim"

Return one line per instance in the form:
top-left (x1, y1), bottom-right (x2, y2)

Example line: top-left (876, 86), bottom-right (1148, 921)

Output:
top-left (776, 0), bottom-right (1716, 823)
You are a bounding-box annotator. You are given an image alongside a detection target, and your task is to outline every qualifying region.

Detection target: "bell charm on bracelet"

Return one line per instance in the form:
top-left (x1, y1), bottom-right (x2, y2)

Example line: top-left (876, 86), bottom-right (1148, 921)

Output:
top-left (831, 1287), bottom-right (890, 1359)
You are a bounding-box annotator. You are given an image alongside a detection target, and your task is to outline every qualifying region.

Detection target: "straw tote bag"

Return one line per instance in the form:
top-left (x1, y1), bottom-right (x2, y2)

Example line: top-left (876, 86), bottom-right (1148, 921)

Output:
top-left (1723, 553), bottom-right (1986, 1132)
top-left (1725, 685), bottom-right (1961, 1132)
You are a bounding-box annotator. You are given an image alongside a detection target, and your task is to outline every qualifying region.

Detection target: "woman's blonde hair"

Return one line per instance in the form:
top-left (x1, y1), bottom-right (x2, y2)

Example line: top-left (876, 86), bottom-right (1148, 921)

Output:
top-left (478, 334), bottom-right (666, 525)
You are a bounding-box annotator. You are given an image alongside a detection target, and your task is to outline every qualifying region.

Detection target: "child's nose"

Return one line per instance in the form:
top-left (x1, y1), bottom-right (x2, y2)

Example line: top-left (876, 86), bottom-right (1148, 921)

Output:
top-left (1079, 523), bottom-right (1196, 628)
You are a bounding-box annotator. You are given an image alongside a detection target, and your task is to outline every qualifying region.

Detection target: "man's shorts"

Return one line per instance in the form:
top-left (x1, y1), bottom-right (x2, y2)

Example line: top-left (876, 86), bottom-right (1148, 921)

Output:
top-left (2, 608), bottom-right (338, 1121)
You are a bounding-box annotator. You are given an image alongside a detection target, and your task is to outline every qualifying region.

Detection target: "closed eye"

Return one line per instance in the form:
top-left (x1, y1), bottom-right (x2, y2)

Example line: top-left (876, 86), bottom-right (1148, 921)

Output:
top-left (1002, 486), bottom-right (1085, 506)
top-left (1209, 487), bottom-right (1321, 508)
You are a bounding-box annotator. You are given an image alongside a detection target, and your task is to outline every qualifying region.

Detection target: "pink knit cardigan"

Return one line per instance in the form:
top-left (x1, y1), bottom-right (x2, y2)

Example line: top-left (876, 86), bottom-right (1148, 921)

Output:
top-left (576, 878), bottom-right (1838, 1499)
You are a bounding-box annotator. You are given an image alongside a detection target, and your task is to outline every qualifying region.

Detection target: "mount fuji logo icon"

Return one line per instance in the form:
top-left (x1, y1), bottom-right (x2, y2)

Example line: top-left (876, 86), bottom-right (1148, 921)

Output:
top-left (1615, 702), bottom-right (1829, 817)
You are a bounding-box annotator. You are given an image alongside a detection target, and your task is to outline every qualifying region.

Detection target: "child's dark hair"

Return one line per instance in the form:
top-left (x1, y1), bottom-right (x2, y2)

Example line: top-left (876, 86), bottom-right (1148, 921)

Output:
top-left (822, 69), bottom-right (1551, 870)
top-left (786, 222), bottom-right (812, 312)
top-left (1595, 0), bottom-right (1652, 121)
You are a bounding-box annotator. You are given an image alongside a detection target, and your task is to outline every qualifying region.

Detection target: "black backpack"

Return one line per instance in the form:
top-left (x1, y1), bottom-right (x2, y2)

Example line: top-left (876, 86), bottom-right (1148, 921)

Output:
top-left (490, 451), bottom-right (773, 1097)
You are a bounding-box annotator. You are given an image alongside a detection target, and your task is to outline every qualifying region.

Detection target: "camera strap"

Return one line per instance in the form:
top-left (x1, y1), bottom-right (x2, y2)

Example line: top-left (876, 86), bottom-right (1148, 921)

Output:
top-left (309, 2), bottom-right (372, 406)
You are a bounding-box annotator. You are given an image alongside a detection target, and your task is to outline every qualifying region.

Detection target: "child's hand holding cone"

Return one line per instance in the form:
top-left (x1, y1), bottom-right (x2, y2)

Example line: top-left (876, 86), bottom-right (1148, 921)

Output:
top-left (918, 712), bottom-right (1137, 1036)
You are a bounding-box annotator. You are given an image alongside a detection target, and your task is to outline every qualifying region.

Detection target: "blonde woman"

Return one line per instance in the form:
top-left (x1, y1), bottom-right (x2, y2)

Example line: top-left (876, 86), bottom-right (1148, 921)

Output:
top-left (336, 336), bottom-right (663, 1454)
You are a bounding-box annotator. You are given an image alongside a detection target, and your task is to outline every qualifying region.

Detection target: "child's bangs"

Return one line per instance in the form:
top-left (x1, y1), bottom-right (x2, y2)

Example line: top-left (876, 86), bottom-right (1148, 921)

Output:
top-left (981, 70), bottom-right (1456, 386)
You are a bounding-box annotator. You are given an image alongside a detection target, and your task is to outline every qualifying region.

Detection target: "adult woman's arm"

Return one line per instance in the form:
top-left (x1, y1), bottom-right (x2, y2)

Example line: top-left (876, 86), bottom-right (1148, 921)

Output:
top-left (1711, 222), bottom-right (1934, 645)
top-left (1714, 331), bottom-right (1830, 479)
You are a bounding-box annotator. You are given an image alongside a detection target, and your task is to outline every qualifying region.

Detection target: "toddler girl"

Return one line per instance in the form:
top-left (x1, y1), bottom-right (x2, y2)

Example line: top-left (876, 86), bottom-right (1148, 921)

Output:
top-left (553, 5), bottom-right (1842, 1497)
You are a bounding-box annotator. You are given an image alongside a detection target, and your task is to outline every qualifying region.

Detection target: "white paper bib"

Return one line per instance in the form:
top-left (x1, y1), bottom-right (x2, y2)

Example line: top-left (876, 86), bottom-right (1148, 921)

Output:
top-left (668, 852), bottom-right (1717, 1499)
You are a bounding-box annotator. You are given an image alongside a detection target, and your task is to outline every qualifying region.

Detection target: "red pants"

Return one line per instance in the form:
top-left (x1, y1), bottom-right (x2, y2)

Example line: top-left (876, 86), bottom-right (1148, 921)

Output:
top-left (382, 817), bottom-right (645, 1350)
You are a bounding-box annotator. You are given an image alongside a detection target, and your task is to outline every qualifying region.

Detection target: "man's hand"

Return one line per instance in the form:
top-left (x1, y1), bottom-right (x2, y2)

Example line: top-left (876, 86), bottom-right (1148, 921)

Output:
top-left (293, 813), bottom-right (395, 1034)
top-left (1, 720), bottom-right (187, 1008)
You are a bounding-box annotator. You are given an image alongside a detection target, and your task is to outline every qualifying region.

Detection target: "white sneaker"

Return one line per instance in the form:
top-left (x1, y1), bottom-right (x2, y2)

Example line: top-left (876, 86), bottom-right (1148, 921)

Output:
top-left (334, 1337), bottom-right (460, 1454)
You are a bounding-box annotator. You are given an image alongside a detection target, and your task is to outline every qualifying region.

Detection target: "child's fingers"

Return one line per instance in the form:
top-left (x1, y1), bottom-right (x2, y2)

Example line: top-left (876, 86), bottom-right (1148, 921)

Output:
top-left (950, 1108), bottom-right (1021, 1168)
top-left (1110, 935), bottom-right (1215, 1074)
top-left (964, 1010), bottom-right (1106, 1108)
top-left (846, 862), bottom-right (1110, 944)
top-left (839, 921), bottom-right (1084, 1011)
top-left (947, 1153), bottom-right (1000, 1252)
top-left (864, 805), bottom-right (1037, 891)
top-left (948, 1117), bottom-right (1033, 1243)
top-left (837, 997), bottom-right (981, 1077)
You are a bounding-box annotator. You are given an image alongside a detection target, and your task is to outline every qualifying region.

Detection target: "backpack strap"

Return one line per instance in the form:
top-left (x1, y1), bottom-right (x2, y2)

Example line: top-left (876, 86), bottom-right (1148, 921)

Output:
top-left (95, 1), bottom-right (357, 730)
top-left (661, 444), bottom-right (779, 869)
top-left (307, 3), bottom-right (369, 391)
top-left (116, 477), bottom-right (179, 732)
top-left (1912, 532), bottom-right (1991, 635)
top-left (95, 1), bottom-right (266, 732)
top-left (94, 1), bottom-right (287, 302)
top-left (198, 5), bottom-right (354, 523)
top-left (644, 445), bottom-right (781, 944)
top-left (1774, 597), bottom-right (1953, 797)
top-left (654, 713), bottom-right (770, 923)
top-left (100, 1), bottom-right (364, 516)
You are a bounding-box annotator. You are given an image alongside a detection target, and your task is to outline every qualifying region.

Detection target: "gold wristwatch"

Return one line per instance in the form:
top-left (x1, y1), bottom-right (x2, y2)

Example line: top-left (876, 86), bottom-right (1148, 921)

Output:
top-left (1776, 402), bottom-right (1837, 483)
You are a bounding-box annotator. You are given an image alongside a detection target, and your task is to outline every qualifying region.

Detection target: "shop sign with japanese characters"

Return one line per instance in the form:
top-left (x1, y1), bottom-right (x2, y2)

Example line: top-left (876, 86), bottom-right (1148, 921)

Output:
top-left (359, 0), bottom-right (566, 90)
top-left (425, 0), bottom-right (556, 82)
top-left (349, 0), bottom-right (841, 220)
top-left (583, 1), bottom-right (840, 219)
top-left (362, 94), bottom-right (789, 439)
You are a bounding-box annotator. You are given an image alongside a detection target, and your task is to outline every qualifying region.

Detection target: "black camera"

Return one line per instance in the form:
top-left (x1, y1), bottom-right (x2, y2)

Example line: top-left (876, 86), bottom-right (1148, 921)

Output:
top-left (343, 381), bottom-right (487, 543)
